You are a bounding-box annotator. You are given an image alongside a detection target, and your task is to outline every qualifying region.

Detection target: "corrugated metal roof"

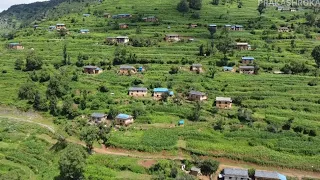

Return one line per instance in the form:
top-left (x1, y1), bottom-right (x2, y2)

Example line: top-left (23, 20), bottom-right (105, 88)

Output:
top-left (189, 91), bottom-right (206, 96)
top-left (153, 88), bottom-right (169, 92)
top-left (255, 170), bottom-right (279, 179)
top-left (191, 167), bottom-right (201, 172)
top-left (239, 66), bottom-right (254, 69)
top-left (192, 64), bottom-right (202, 67)
top-left (216, 97), bottom-right (232, 102)
top-left (236, 42), bottom-right (248, 45)
top-left (278, 173), bottom-right (287, 180)
top-left (129, 87), bottom-right (148, 91)
top-left (120, 65), bottom-right (134, 69)
top-left (91, 113), bottom-right (105, 118)
top-left (116, 113), bottom-right (131, 119)
top-left (84, 65), bottom-right (98, 69)
top-left (223, 66), bottom-right (234, 70)
top-left (224, 168), bottom-right (248, 176)
top-left (242, 57), bottom-right (254, 60)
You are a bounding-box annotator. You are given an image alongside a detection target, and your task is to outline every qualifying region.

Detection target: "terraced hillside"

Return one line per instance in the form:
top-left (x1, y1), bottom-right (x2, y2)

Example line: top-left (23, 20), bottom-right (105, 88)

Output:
top-left (0, 0), bottom-right (320, 174)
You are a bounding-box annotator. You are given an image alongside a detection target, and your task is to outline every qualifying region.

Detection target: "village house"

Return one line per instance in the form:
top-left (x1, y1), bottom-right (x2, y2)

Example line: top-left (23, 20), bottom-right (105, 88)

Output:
top-left (90, 113), bottom-right (107, 124)
top-left (190, 64), bottom-right (203, 72)
top-left (115, 113), bottom-right (134, 126)
top-left (119, 23), bottom-right (129, 29)
top-left (190, 167), bottom-right (202, 176)
top-left (222, 168), bottom-right (250, 180)
top-left (153, 88), bottom-right (173, 99)
top-left (208, 24), bottom-right (217, 31)
top-left (8, 43), bottom-right (24, 50)
top-left (83, 13), bottom-right (90, 17)
top-left (236, 42), bottom-right (250, 50)
top-left (223, 66), bottom-right (234, 72)
top-left (128, 87), bottom-right (148, 97)
top-left (80, 29), bottom-right (90, 34)
top-left (239, 66), bottom-right (255, 74)
top-left (113, 14), bottom-right (132, 19)
top-left (119, 65), bottom-right (136, 75)
top-left (231, 25), bottom-right (244, 31)
top-left (188, 91), bottom-right (207, 101)
top-left (225, 24), bottom-right (231, 30)
top-left (278, 27), bottom-right (290, 32)
top-left (241, 57), bottom-right (255, 64)
top-left (165, 34), bottom-right (180, 42)
top-left (216, 97), bottom-right (232, 109)
top-left (103, 13), bottom-right (111, 18)
top-left (255, 170), bottom-right (287, 180)
top-left (142, 16), bottom-right (158, 22)
top-left (83, 65), bottom-right (103, 74)
top-left (56, 23), bottom-right (66, 30)
top-left (106, 36), bottom-right (130, 44)
top-left (178, 120), bottom-right (184, 126)
top-left (33, 25), bottom-right (40, 29)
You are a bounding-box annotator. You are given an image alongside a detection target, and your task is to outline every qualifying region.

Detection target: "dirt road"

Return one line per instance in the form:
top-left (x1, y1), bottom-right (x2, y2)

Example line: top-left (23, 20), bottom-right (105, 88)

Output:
top-left (2, 109), bottom-right (320, 179)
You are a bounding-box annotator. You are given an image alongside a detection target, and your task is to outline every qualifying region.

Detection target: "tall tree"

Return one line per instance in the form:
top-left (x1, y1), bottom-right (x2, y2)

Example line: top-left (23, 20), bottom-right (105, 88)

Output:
top-left (14, 59), bottom-right (24, 70)
top-left (25, 52), bottom-right (43, 71)
top-left (212, 0), bottom-right (219, 5)
top-left (62, 44), bottom-right (68, 65)
top-left (49, 96), bottom-right (59, 116)
top-left (18, 82), bottom-right (37, 101)
top-left (189, 0), bottom-right (202, 10)
top-left (190, 101), bottom-right (201, 121)
top-left (257, 2), bottom-right (266, 16)
top-left (80, 126), bottom-right (99, 153)
top-left (59, 144), bottom-right (87, 180)
top-left (177, 0), bottom-right (190, 16)
top-left (33, 92), bottom-right (48, 111)
top-left (216, 33), bottom-right (233, 59)
top-left (312, 45), bottom-right (320, 68)
top-left (199, 159), bottom-right (220, 176)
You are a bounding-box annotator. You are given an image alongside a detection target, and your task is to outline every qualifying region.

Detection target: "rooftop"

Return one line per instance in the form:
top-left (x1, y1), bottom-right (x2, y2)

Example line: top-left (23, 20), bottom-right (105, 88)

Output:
top-left (166, 34), bottom-right (179, 37)
top-left (116, 113), bottom-right (131, 119)
top-left (80, 29), bottom-right (89, 32)
top-left (120, 65), bottom-right (134, 69)
top-left (216, 97), bottom-right (232, 102)
top-left (242, 57), bottom-right (255, 60)
top-left (224, 168), bottom-right (248, 177)
top-left (191, 167), bottom-right (201, 172)
top-left (9, 43), bottom-right (20, 45)
top-left (255, 170), bottom-right (280, 179)
top-left (84, 65), bottom-right (98, 69)
top-left (129, 87), bottom-right (148, 91)
top-left (154, 88), bottom-right (169, 92)
top-left (236, 42), bottom-right (249, 45)
top-left (192, 64), bottom-right (202, 67)
top-left (56, 23), bottom-right (65, 26)
top-left (239, 66), bottom-right (255, 69)
top-left (116, 36), bottom-right (129, 39)
top-left (189, 90), bottom-right (206, 96)
top-left (91, 113), bottom-right (106, 118)
top-left (223, 66), bottom-right (234, 70)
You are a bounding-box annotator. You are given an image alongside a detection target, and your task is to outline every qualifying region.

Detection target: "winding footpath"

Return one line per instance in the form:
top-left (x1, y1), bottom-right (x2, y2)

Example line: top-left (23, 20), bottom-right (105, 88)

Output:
top-left (2, 112), bottom-right (320, 180)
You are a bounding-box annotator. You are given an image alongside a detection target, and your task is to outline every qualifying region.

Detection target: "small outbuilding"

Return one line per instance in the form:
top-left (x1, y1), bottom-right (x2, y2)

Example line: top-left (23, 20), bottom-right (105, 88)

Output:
top-left (8, 43), bottom-right (24, 50)
top-left (104, 13), bottom-right (111, 18)
top-left (128, 87), bottom-right (148, 97)
top-left (56, 23), bottom-right (66, 30)
top-left (142, 16), bottom-right (158, 22)
top-left (115, 113), bottom-right (134, 126)
top-left (190, 64), bottom-right (203, 73)
top-left (216, 97), bottom-right (232, 109)
top-left (165, 34), bottom-right (180, 42)
top-left (190, 167), bottom-right (202, 176)
top-left (80, 29), bottom-right (90, 34)
top-left (188, 91), bottom-right (207, 101)
top-left (153, 88), bottom-right (173, 99)
top-left (90, 113), bottom-right (107, 123)
top-left (255, 170), bottom-right (287, 180)
top-left (83, 65), bottom-right (103, 74)
top-left (231, 25), bottom-right (244, 31)
top-left (119, 65), bottom-right (136, 75)
top-left (223, 66), bottom-right (234, 72)
top-left (278, 27), bottom-right (290, 32)
top-left (119, 23), bottom-right (129, 29)
top-left (83, 14), bottom-right (90, 17)
top-left (236, 42), bottom-right (250, 50)
top-left (178, 120), bottom-right (184, 126)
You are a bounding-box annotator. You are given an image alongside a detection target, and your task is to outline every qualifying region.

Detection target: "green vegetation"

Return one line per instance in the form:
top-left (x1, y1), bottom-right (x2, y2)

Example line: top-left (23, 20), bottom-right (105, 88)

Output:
top-left (0, 0), bottom-right (320, 176)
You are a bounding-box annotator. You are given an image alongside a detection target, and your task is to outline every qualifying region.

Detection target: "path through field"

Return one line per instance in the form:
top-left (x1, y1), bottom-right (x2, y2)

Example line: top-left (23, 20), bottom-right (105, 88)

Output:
top-left (1, 108), bottom-right (320, 180)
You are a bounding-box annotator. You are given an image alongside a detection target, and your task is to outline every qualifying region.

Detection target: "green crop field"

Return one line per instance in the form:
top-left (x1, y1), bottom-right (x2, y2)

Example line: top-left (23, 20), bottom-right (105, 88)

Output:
top-left (0, 0), bottom-right (320, 178)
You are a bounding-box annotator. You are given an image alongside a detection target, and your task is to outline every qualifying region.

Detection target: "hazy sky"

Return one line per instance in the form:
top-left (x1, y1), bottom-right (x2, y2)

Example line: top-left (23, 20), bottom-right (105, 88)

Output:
top-left (0, 0), bottom-right (48, 12)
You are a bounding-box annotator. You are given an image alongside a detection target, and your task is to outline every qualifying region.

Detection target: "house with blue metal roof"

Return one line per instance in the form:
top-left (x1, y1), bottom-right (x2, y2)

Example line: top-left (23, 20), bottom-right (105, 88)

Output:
top-left (115, 113), bottom-right (134, 126)
top-left (153, 88), bottom-right (173, 99)
top-left (255, 170), bottom-right (287, 180)
top-left (83, 13), bottom-right (90, 17)
top-left (178, 120), bottom-right (184, 126)
top-left (80, 29), bottom-right (90, 34)
top-left (241, 57), bottom-right (255, 64)
top-left (83, 65), bottom-right (103, 74)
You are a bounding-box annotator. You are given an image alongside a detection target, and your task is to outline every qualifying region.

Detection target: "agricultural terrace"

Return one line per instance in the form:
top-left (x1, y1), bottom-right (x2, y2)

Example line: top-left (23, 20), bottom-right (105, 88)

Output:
top-left (0, 0), bottom-right (319, 173)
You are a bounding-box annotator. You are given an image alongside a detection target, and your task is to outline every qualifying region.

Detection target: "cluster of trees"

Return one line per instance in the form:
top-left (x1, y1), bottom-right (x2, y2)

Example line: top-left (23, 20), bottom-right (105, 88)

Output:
top-left (177, 0), bottom-right (202, 15)
top-left (131, 37), bottom-right (158, 47)
top-left (281, 61), bottom-right (310, 74)
top-left (15, 51), bottom-right (43, 71)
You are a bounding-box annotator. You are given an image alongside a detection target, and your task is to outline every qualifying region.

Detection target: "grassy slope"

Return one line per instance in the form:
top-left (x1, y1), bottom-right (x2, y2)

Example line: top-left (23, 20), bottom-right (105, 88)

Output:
top-left (0, 0), bottom-right (319, 172)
